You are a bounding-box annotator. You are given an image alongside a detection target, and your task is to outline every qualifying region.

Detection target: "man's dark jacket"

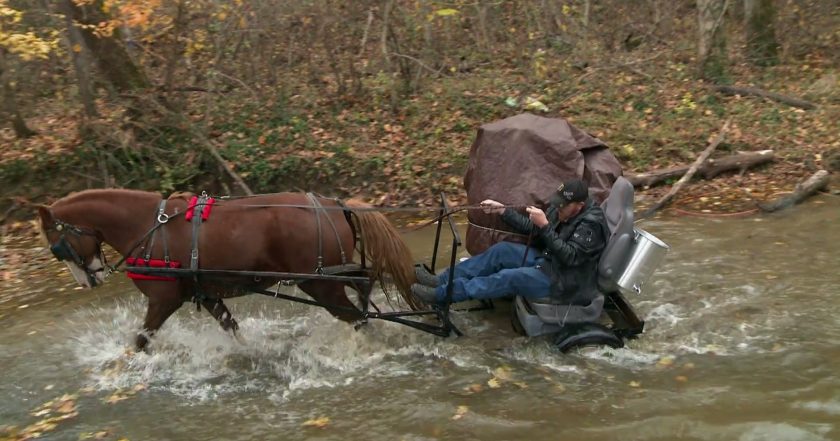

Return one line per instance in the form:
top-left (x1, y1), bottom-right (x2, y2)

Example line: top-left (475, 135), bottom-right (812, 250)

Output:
top-left (501, 199), bottom-right (610, 304)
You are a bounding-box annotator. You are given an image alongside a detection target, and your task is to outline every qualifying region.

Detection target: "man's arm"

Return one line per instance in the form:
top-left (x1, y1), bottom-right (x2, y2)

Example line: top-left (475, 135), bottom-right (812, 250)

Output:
top-left (500, 207), bottom-right (536, 235)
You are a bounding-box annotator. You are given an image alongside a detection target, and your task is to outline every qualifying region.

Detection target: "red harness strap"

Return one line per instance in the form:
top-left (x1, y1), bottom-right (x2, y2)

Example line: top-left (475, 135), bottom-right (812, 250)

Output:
top-left (126, 257), bottom-right (182, 281)
top-left (185, 196), bottom-right (216, 222)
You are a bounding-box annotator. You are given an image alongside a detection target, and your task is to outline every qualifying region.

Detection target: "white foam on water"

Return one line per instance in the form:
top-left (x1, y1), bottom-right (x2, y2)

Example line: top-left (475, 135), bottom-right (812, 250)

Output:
top-left (736, 422), bottom-right (831, 441)
top-left (65, 294), bottom-right (501, 401)
top-left (793, 399), bottom-right (840, 416)
top-left (644, 302), bottom-right (686, 326)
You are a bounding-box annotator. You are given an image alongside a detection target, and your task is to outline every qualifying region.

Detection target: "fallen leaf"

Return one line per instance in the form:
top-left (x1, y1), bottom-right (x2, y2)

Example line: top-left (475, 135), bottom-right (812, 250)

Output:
top-left (629, 381), bottom-right (641, 388)
top-left (56, 400), bottom-right (76, 414)
top-left (492, 366), bottom-right (512, 381)
top-left (487, 378), bottom-right (501, 389)
top-left (302, 416), bottom-right (330, 428)
top-left (465, 383), bottom-right (483, 394)
top-left (656, 356), bottom-right (675, 368)
top-left (105, 393), bottom-right (129, 404)
top-left (451, 405), bottom-right (469, 420)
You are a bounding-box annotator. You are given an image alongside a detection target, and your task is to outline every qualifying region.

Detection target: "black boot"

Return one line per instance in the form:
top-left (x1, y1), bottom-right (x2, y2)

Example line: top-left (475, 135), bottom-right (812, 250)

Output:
top-left (415, 266), bottom-right (441, 287)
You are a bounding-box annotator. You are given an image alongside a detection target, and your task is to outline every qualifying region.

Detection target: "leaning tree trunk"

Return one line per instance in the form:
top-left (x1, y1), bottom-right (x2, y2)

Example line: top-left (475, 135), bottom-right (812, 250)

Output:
top-left (0, 49), bottom-right (37, 138)
top-left (744, 0), bottom-right (778, 66)
top-left (62, 0), bottom-right (149, 93)
top-left (697, 0), bottom-right (729, 82)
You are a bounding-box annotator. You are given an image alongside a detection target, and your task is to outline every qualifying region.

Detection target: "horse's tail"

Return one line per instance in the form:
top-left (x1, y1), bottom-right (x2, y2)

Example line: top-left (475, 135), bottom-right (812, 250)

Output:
top-left (345, 199), bottom-right (422, 310)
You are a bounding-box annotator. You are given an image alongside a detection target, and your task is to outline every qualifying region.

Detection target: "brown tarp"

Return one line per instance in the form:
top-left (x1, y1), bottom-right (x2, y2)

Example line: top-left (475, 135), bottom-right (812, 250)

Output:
top-left (464, 113), bottom-right (623, 255)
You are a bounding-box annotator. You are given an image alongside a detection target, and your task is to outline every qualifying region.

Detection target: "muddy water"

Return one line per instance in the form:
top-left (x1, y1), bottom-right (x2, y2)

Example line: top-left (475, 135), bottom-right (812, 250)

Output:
top-left (1, 197), bottom-right (839, 441)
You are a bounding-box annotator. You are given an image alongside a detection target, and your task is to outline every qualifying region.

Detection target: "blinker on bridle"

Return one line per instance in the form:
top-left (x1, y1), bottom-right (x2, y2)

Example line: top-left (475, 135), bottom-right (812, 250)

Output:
top-left (47, 219), bottom-right (106, 287)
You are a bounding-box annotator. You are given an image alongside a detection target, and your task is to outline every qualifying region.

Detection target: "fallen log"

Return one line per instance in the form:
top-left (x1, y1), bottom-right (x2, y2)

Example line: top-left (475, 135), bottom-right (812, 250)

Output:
top-left (638, 119), bottom-right (730, 219)
top-left (711, 85), bottom-right (817, 110)
top-left (757, 170), bottom-right (830, 213)
top-left (701, 149), bottom-right (774, 179)
top-left (626, 150), bottom-right (774, 187)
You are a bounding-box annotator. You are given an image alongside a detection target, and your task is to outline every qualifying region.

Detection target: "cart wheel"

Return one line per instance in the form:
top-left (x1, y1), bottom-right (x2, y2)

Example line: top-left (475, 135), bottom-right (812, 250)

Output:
top-left (554, 323), bottom-right (624, 353)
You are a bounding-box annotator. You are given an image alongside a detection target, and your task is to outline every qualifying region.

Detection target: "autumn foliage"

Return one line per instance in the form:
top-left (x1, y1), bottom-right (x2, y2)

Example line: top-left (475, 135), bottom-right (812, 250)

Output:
top-left (0, 0), bottom-right (838, 215)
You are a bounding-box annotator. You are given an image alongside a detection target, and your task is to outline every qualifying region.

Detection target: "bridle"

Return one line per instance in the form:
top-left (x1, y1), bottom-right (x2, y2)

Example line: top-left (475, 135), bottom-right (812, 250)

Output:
top-left (45, 219), bottom-right (108, 287)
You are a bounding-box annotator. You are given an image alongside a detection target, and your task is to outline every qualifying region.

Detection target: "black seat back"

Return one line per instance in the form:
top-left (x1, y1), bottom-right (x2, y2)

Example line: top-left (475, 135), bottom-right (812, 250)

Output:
top-left (597, 177), bottom-right (635, 293)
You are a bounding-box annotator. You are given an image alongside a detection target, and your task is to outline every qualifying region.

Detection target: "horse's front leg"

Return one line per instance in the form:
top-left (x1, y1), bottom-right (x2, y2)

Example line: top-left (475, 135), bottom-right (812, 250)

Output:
top-left (136, 284), bottom-right (185, 352)
top-left (201, 298), bottom-right (240, 334)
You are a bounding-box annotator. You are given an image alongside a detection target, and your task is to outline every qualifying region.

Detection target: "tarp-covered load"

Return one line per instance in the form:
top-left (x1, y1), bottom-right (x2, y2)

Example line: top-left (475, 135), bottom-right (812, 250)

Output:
top-left (464, 113), bottom-right (623, 255)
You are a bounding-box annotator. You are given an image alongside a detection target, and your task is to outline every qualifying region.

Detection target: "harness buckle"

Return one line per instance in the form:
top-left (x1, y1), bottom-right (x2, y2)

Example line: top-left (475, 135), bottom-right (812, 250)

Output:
top-left (157, 213), bottom-right (170, 224)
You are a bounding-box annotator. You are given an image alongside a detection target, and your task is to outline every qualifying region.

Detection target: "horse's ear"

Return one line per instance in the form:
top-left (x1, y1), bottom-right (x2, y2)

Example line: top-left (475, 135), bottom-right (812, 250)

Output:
top-left (36, 205), bottom-right (54, 227)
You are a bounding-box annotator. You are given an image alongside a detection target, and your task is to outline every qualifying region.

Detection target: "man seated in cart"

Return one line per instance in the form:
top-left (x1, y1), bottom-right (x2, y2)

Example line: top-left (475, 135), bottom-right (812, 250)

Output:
top-left (411, 178), bottom-right (610, 307)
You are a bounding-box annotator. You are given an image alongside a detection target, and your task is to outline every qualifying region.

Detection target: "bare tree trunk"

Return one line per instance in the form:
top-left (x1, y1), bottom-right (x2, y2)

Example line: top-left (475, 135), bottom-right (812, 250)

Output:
top-left (475, 2), bottom-right (490, 51)
top-left (63, 0), bottom-right (149, 93)
top-left (61, 1), bottom-right (98, 119)
top-left (583, 0), bottom-right (591, 29)
top-left (744, 0), bottom-right (778, 65)
top-left (163, 0), bottom-right (188, 101)
top-left (0, 49), bottom-right (37, 138)
top-left (697, 0), bottom-right (729, 82)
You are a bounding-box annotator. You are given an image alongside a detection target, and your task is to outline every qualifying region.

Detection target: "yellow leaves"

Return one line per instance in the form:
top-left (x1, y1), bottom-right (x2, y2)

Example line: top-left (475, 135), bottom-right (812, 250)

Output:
top-left (0, 4), bottom-right (23, 24)
top-left (426, 8), bottom-right (459, 22)
top-left (103, 384), bottom-right (147, 405)
top-left (0, 30), bottom-right (56, 61)
top-left (302, 416), bottom-right (330, 428)
top-left (15, 394), bottom-right (81, 439)
top-left (628, 380), bottom-right (642, 388)
top-left (620, 144), bottom-right (636, 157)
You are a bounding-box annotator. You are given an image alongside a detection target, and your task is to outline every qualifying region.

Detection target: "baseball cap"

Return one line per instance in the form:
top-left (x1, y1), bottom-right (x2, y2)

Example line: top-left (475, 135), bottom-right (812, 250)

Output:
top-left (549, 178), bottom-right (589, 207)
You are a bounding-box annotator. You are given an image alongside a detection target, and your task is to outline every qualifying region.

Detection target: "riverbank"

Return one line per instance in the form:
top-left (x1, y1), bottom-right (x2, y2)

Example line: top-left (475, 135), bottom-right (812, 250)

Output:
top-left (2, 54), bottom-right (838, 225)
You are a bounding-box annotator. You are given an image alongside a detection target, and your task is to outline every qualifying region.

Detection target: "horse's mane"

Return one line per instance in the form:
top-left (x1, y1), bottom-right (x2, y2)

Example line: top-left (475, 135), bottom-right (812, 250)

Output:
top-left (53, 188), bottom-right (161, 206)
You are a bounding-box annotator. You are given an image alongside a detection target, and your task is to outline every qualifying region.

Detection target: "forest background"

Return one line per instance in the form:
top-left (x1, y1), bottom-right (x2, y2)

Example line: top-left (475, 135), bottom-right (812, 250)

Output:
top-left (1, 0), bottom-right (838, 221)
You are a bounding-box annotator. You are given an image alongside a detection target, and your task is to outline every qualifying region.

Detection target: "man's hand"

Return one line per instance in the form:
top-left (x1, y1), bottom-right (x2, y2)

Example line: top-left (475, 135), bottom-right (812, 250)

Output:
top-left (480, 199), bottom-right (505, 215)
top-left (526, 206), bottom-right (549, 228)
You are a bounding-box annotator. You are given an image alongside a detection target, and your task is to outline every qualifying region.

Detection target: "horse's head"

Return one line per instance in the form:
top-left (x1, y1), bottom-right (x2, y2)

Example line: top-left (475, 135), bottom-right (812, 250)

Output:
top-left (37, 205), bottom-right (108, 288)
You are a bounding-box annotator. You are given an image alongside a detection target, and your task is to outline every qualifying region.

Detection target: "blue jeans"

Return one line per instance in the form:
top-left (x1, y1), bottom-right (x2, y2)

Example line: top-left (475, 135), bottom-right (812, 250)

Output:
top-left (433, 242), bottom-right (552, 303)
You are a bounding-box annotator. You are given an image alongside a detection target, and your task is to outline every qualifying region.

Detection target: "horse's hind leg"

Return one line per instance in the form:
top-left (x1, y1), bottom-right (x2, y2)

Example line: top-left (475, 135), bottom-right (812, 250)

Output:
top-left (201, 299), bottom-right (239, 333)
top-left (299, 280), bottom-right (364, 322)
top-left (135, 284), bottom-right (185, 352)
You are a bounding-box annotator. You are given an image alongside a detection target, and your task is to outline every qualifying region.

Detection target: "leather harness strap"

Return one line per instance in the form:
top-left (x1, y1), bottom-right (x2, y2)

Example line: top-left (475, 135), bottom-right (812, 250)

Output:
top-left (305, 193), bottom-right (348, 274)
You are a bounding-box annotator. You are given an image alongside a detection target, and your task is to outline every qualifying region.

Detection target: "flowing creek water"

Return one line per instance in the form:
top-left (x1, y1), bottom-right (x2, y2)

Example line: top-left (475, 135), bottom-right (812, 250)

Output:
top-left (1, 196), bottom-right (839, 440)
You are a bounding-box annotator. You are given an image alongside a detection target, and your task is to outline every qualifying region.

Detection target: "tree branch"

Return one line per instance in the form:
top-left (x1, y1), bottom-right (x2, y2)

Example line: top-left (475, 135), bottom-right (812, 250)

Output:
top-left (712, 85), bottom-right (816, 110)
top-left (638, 118), bottom-right (731, 219)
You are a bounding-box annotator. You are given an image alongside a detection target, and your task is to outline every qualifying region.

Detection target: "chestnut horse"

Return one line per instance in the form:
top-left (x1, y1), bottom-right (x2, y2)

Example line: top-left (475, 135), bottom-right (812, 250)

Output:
top-left (37, 189), bottom-right (420, 350)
